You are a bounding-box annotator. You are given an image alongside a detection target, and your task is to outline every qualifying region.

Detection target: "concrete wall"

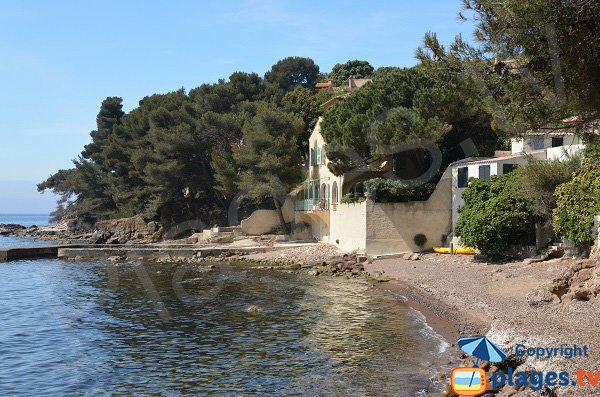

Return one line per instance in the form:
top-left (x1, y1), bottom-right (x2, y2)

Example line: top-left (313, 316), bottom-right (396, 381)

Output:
top-left (240, 197), bottom-right (294, 235)
top-left (364, 171), bottom-right (452, 255)
top-left (329, 201), bottom-right (367, 252)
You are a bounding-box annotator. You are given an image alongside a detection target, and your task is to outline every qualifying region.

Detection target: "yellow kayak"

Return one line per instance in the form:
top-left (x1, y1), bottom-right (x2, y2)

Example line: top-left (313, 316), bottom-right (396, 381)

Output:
top-left (433, 247), bottom-right (476, 255)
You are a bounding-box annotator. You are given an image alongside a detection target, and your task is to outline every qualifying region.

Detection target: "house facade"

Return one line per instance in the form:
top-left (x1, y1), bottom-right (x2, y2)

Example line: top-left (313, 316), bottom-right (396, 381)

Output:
top-left (293, 119), bottom-right (453, 255)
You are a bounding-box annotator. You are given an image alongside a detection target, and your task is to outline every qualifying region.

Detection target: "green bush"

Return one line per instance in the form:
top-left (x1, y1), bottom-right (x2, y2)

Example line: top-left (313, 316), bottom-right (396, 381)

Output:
top-left (414, 233), bottom-right (427, 247)
top-left (363, 178), bottom-right (436, 203)
top-left (455, 173), bottom-right (540, 256)
top-left (341, 194), bottom-right (367, 204)
top-left (553, 142), bottom-right (600, 246)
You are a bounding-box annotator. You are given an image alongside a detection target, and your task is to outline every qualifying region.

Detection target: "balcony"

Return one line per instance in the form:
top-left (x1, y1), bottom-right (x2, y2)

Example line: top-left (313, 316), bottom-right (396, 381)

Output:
top-left (294, 198), bottom-right (330, 211)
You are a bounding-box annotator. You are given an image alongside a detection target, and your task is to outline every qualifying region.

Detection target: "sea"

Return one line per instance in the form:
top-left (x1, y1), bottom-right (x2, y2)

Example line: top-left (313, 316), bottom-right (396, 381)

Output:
top-left (0, 214), bottom-right (449, 396)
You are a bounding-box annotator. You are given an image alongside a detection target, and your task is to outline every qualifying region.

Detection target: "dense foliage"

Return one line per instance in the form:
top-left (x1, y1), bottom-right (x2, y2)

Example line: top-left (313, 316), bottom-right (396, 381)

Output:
top-left (328, 60), bottom-right (374, 86)
top-left (363, 178), bottom-right (436, 203)
top-left (515, 153), bottom-right (582, 221)
top-left (418, 0), bottom-right (600, 134)
top-left (553, 142), bottom-right (600, 246)
top-left (455, 173), bottom-right (540, 256)
top-left (320, 66), bottom-right (501, 196)
top-left (38, 59), bottom-right (326, 226)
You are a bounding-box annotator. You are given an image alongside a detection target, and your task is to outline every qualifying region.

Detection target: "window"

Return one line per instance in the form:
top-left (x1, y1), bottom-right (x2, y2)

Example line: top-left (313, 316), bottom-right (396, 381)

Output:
top-left (502, 163), bottom-right (516, 174)
top-left (532, 136), bottom-right (545, 150)
top-left (551, 137), bottom-right (564, 147)
top-left (479, 165), bottom-right (491, 180)
top-left (332, 181), bottom-right (338, 204)
top-left (457, 167), bottom-right (469, 188)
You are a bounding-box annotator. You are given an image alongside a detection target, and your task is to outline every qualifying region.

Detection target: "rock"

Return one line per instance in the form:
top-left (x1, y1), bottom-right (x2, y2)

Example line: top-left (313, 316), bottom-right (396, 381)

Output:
top-left (329, 256), bottom-right (344, 265)
top-left (147, 221), bottom-right (159, 233)
top-left (95, 216), bottom-right (163, 244)
top-left (245, 305), bottom-right (262, 312)
top-left (107, 256), bottom-right (125, 262)
top-left (439, 384), bottom-right (458, 397)
top-left (308, 269), bottom-right (320, 276)
top-left (185, 233), bottom-right (203, 244)
top-left (497, 384), bottom-right (519, 396)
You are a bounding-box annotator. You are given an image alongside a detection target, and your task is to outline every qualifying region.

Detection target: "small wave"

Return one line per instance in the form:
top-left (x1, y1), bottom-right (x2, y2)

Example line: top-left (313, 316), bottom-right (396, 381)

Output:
top-left (407, 308), bottom-right (449, 354)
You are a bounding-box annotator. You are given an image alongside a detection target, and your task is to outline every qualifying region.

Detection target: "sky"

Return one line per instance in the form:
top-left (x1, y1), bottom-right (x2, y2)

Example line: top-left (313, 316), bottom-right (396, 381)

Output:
top-left (0, 0), bottom-right (476, 214)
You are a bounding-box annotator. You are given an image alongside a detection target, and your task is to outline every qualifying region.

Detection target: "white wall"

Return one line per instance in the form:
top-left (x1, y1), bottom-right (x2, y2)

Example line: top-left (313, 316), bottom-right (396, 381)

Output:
top-left (511, 134), bottom-right (581, 155)
top-left (329, 201), bottom-right (367, 252)
top-left (546, 144), bottom-right (585, 161)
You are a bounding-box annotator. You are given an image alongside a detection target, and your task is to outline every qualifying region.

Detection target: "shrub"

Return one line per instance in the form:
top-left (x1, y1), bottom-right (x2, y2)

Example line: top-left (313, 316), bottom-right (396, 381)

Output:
top-left (516, 153), bottom-right (582, 221)
top-left (455, 173), bottom-right (540, 256)
top-left (363, 178), bottom-right (436, 203)
top-left (414, 233), bottom-right (427, 247)
top-left (553, 141), bottom-right (600, 246)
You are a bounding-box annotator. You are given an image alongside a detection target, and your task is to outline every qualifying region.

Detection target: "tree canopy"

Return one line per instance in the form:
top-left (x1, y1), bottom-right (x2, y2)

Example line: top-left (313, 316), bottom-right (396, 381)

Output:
top-left (320, 66), bottom-right (500, 180)
top-left (264, 56), bottom-right (320, 91)
top-left (418, 0), bottom-right (600, 134)
top-left (328, 60), bottom-right (374, 86)
top-left (553, 141), bottom-right (600, 246)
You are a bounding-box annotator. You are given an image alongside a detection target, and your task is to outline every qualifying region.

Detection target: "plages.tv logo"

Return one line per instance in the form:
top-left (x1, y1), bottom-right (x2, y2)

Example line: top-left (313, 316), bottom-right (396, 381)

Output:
top-left (450, 336), bottom-right (507, 396)
top-left (451, 336), bottom-right (599, 395)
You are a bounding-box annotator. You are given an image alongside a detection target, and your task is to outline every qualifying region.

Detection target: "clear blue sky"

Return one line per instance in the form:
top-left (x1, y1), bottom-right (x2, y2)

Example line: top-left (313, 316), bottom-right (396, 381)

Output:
top-left (0, 0), bottom-right (475, 214)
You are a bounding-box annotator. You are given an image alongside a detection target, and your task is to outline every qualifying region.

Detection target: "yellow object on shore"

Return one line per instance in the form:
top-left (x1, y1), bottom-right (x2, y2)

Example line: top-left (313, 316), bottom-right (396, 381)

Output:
top-left (433, 247), bottom-right (476, 255)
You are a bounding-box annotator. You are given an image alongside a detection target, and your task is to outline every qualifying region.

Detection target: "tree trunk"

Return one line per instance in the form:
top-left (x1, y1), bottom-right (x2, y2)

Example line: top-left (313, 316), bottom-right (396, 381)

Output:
top-left (272, 195), bottom-right (289, 234)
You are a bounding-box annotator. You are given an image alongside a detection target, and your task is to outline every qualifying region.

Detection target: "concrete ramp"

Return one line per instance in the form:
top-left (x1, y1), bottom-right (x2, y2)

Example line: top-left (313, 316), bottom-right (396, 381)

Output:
top-left (0, 246), bottom-right (64, 262)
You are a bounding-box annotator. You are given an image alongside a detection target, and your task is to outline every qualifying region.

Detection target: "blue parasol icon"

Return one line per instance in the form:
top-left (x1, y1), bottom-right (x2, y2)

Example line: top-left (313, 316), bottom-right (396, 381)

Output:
top-left (458, 336), bottom-right (508, 365)
top-left (458, 336), bottom-right (508, 389)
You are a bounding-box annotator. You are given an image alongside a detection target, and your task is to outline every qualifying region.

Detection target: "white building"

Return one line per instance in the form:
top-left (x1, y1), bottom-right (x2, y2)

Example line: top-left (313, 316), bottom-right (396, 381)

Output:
top-left (293, 118), bottom-right (453, 255)
top-left (450, 131), bottom-right (586, 241)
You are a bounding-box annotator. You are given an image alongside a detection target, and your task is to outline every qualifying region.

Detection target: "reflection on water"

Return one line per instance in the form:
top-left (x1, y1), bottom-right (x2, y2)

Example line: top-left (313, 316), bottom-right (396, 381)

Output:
top-left (0, 259), bottom-right (446, 396)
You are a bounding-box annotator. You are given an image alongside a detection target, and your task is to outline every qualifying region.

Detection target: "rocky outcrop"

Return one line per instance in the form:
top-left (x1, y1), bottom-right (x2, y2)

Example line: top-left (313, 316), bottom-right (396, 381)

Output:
top-left (0, 224), bottom-right (26, 236)
top-left (91, 216), bottom-right (163, 244)
top-left (527, 259), bottom-right (600, 306)
top-left (0, 218), bottom-right (90, 240)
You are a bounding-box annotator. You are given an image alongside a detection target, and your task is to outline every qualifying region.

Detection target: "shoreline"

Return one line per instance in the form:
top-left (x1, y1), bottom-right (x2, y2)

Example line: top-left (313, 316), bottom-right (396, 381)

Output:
top-left (3, 230), bottom-right (600, 396)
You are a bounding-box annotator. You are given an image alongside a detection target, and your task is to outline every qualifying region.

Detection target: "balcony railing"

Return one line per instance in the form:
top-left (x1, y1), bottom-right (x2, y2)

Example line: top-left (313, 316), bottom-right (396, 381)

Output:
top-left (294, 198), bottom-right (330, 211)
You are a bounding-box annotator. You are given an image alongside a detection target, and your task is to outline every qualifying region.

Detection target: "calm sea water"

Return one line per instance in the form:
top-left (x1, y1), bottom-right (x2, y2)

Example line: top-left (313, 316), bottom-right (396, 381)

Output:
top-left (0, 235), bottom-right (448, 396)
top-left (0, 214), bottom-right (50, 227)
